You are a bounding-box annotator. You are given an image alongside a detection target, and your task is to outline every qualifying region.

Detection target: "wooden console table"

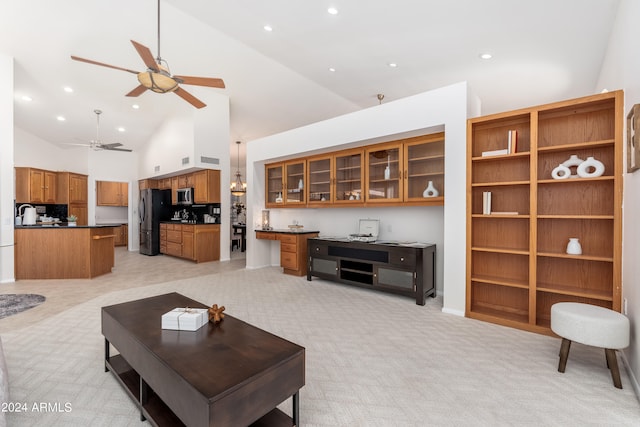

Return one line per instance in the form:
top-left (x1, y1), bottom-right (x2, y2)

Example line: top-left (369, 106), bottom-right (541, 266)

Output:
top-left (307, 238), bottom-right (436, 305)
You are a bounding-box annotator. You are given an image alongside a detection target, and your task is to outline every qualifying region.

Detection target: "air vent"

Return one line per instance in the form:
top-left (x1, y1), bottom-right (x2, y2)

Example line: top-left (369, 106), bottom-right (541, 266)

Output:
top-left (182, 157), bottom-right (190, 165)
top-left (200, 156), bottom-right (220, 165)
top-left (154, 165), bottom-right (160, 172)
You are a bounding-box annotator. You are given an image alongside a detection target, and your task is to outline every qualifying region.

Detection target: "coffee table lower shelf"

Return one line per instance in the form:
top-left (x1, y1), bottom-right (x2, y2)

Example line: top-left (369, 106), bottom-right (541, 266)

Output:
top-left (106, 354), bottom-right (294, 427)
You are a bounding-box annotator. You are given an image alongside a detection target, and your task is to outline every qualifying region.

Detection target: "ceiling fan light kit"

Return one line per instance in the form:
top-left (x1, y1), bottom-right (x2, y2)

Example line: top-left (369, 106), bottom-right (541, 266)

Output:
top-left (137, 66), bottom-right (179, 93)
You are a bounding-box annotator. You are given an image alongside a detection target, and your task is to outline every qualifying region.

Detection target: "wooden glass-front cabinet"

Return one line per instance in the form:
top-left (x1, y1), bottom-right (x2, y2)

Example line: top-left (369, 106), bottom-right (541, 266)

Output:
top-left (366, 143), bottom-right (403, 203)
top-left (265, 160), bottom-right (306, 207)
top-left (307, 155), bottom-right (333, 205)
top-left (466, 91), bottom-right (623, 335)
top-left (334, 149), bottom-right (364, 205)
top-left (307, 149), bottom-right (365, 206)
top-left (404, 133), bottom-right (445, 202)
top-left (265, 131), bottom-right (445, 208)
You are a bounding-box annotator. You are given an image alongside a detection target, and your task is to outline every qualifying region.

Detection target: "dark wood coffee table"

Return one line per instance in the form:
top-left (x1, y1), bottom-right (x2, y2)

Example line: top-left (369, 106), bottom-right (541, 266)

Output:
top-left (101, 292), bottom-right (305, 426)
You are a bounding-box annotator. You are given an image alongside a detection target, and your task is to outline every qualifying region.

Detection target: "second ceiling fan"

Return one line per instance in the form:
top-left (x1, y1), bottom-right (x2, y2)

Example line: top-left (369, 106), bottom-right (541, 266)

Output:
top-left (70, 0), bottom-right (225, 108)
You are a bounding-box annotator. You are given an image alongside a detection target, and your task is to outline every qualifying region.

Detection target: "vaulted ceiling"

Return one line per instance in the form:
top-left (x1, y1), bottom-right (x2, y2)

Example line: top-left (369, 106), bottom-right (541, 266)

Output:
top-left (0, 0), bottom-right (620, 163)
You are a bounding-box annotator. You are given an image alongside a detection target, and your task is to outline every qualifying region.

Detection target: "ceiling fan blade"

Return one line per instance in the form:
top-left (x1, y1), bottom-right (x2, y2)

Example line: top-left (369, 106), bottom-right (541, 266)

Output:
top-left (70, 56), bottom-right (139, 74)
top-left (105, 147), bottom-right (133, 152)
top-left (173, 75), bottom-right (226, 89)
top-left (125, 85), bottom-right (148, 97)
top-left (101, 142), bottom-right (123, 149)
top-left (131, 40), bottom-right (159, 71)
top-left (174, 87), bottom-right (206, 109)
top-left (62, 142), bottom-right (91, 147)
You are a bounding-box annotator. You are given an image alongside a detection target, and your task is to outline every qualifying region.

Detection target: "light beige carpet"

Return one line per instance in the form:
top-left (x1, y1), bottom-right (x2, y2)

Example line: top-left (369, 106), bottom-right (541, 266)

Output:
top-left (2, 267), bottom-right (639, 426)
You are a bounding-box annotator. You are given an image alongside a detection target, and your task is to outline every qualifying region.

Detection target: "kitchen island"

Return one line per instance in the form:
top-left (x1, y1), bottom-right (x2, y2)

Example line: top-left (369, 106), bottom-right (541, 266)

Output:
top-left (14, 224), bottom-right (117, 279)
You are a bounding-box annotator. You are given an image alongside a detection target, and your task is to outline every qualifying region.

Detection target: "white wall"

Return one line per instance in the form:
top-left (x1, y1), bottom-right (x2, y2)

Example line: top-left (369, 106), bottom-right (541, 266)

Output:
top-left (0, 53), bottom-right (14, 283)
top-left (596, 0), bottom-right (640, 397)
top-left (139, 93), bottom-right (232, 260)
top-left (245, 82), bottom-right (473, 314)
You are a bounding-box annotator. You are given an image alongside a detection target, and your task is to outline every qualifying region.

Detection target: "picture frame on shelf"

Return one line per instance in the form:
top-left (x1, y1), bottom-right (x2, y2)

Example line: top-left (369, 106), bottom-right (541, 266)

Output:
top-left (626, 104), bottom-right (640, 173)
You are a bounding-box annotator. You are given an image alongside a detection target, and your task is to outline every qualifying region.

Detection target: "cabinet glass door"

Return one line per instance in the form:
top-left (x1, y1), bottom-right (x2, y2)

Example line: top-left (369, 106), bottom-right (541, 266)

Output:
top-left (285, 161), bottom-right (306, 204)
top-left (312, 258), bottom-right (338, 277)
top-left (405, 134), bottom-right (445, 202)
top-left (377, 267), bottom-right (414, 290)
top-left (308, 156), bottom-right (332, 205)
top-left (335, 149), bottom-right (363, 204)
top-left (265, 164), bottom-right (284, 207)
top-left (366, 145), bottom-right (402, 202)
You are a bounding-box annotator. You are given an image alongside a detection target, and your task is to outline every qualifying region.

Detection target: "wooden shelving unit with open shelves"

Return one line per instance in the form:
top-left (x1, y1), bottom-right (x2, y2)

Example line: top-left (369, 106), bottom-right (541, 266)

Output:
top-left (466, 91), bottom-right (623, 334)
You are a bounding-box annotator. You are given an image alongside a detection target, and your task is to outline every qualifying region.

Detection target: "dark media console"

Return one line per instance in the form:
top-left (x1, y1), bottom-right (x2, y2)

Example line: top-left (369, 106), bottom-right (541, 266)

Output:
top-left (307, 238), bottom-right (436, 305)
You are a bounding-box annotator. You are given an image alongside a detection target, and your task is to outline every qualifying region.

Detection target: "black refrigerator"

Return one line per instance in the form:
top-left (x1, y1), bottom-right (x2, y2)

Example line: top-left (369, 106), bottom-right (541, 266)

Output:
top-left (139, 188), bottom-right (172, 255)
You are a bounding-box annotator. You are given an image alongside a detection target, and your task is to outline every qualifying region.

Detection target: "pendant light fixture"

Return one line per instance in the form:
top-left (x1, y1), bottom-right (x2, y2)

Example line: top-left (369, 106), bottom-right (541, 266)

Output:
top-left (231, 140), bottom-right (247, 196)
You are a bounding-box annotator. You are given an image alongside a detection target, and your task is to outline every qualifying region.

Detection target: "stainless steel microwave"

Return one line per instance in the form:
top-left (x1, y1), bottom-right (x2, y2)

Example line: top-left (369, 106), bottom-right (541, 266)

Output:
top-left (176, 187), bottom-right (193, 205)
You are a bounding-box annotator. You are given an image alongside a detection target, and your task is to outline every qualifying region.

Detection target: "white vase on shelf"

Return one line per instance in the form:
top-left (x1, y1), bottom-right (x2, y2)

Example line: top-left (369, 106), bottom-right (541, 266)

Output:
top-left (384, 155), bottom-right (391, 180)
top-left (566, 238), bottom-right (582, 255)
top-left (422, 181), bottom-right (439, 198)
top-left (577, 156), bottom-right (605, 178)
top-left (551, 164), bottom-right (571, 180)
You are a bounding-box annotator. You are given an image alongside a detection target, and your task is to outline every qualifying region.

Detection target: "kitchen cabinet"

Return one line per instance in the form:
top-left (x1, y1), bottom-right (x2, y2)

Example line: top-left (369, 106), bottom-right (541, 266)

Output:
top-left (114, 224), bottom-right (128, 247)
top-left (193, 169), bottom-right (221, 203)
top-left (14, 226), bottom-right (116, 279)
top-left (160, 223), bottom-right (220, 262)
top-left (177, 174), bottom-right (194, 189)
top-left (138, 179), bottom-right (158, 190)
top-left (159, 178), bottom-right (172, 190)
top-left (466, 90), bottom-right (622, 335)
top-left (255, 230), bottom-right (319, 276)
top-left (307, 238), bottom-right (436, 305)
top-left (57, 172), bottom-right (89, 225)
top-left (97, 181), bottom-right (128, 206)
top-left (15, 167), bottom-right (57, 204)
top-left (265, 160), bottom-right (306, 208)
top-left (171, 177), bottom-right (179, 205)
top-left (68, 205), bottom-right (88, 226)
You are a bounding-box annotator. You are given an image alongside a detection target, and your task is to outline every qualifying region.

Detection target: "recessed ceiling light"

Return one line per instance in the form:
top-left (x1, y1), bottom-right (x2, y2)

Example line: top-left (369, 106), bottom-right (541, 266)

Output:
top-left (388, 63), bottom-right (398, 68)
top-left (328, 7), bottom-right (338, 15)
top-left (21, 95), bottom-right (32, 102)
top-left (63, 86), bottom-right (74, 93)
top-left (479, 53), bottom-right (492, 60)
top-left (117, 127), bottom-right (126, 132)
top-left (132, 104), bottom-right (140, 109)
top-left (56, 116), bottom-right (66, 122)
top-left (264, 25), bottom-right (273, 32)
top-left (328, 67), bottom-right (336, 72)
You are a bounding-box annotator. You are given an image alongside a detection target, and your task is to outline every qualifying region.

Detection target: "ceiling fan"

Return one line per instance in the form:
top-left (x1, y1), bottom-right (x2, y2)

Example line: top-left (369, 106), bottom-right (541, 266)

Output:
top-left (70, 0), bottom-right (225, 109)
top-left (66, 110), bottom-right (132, 152)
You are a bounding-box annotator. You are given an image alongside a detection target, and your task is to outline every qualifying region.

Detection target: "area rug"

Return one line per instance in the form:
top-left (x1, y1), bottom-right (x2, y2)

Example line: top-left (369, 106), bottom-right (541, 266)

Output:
top-left (0, 294), bottom-right (46, 319)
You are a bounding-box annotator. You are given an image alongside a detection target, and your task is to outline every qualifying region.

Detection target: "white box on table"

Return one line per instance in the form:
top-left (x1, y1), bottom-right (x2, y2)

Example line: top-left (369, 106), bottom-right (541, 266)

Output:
top-left (161, 307), bottom-right (208, 331)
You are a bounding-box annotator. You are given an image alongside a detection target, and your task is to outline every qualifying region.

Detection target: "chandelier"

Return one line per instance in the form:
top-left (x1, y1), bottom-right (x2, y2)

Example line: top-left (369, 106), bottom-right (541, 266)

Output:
top-left (231, 141), bottom-right (246, 196)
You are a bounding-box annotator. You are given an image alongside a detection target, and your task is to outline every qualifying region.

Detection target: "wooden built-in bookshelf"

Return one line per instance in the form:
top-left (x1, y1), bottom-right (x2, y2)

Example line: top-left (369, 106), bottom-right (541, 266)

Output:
top-left (466, 91), bottom-right (623, 334)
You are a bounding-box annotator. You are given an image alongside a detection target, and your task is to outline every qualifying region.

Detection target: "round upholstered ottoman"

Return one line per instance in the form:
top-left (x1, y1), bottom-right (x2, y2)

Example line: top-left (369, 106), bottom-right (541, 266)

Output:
top-left (551, 302), bottom-right (630, 388)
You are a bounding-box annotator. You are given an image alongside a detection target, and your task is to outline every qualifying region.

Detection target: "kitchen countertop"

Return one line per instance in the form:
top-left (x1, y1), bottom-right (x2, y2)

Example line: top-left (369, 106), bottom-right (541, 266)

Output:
top-left (255, 229), bottom-right (320, 234)
top-left (160, 221), bottom-right (220, 225)
top-left (15, 224), bottom-right (119, 229)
